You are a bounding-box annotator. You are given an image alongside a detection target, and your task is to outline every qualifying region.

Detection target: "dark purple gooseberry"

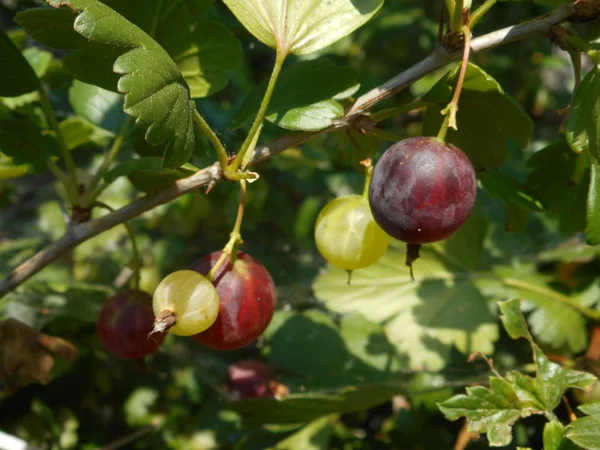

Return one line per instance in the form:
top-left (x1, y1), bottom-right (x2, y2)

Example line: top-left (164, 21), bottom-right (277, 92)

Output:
top-left (97, 290), bottom-right (165, 359)
top-left (368, 137), bottom-right (476, 273)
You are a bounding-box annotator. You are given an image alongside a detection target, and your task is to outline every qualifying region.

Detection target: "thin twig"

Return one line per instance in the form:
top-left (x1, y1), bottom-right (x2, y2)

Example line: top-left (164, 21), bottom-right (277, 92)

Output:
top-left (0, 3), bottom-right (582, 299)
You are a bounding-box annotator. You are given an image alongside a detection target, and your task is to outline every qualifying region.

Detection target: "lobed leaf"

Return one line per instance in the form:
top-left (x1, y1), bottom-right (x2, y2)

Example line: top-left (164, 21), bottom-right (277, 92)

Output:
top-left (566, 403), bottom-right (600, 450)
top-left (16, 0), bottom-right (196, 168)
top-left (498, 298), bottom-right (530, 341)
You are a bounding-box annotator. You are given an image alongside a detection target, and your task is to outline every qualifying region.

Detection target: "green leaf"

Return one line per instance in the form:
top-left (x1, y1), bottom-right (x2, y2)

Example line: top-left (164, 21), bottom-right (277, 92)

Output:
top-left (439, 378), bottom-right (535, 447)
top-left (124, 388), bottom-right (159, 427)
top-left (263, 310), bottom-right (406, 388)
top-left (438, 213), bottom-right (489, 271)
top-left (313, 243), bottom-right (498, 371)
top-left (68, 80), bottom-right (126, 134)
top-left (544, 421), bottom-right (572, 450)
top-left (165, 21), bottom-right (242, 98)
top-left (273, 416), bottom-right (335, 449)
top-left (222, 0), bottom-right (383, 56)
top-left (16, 0), bottom-right (196, 168)
top-left (526, 141), bottom-right (589, 236)
top-left (586, 164), bottom-right (600, 245)
top-left (423, 63), bottom-right (534, 170)
top-left (566, 67), bottom-right (600, 160)
top-left (566, 403), bottom-right (600, 449)
top-left (22, 47), bottom-right (53, 80)
top-left (105, 157), bottom-right (195, 192)
top-left (3, 281), bottom-right (114, 327)
top-left (498, 298), bottom-right (531, 341)
top-left (0, 118), bottom-right (60, 172)
top-left (232, 382), bottom-right (406, 425)
top-left (0, 30), bottom-right (41, 96)
top-left (59, 116), bottom-right (96, 151)
top-left (478, 172), bottom-right (545, 212)
top-left (233, 58), bottom-right (358, 131)
top-left (497, 271), bottom-right (589, 353)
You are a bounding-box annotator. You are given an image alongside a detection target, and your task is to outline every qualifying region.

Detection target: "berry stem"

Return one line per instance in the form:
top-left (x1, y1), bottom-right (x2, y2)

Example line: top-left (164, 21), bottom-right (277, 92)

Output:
top-left (193, 109), bottom-right (229, 171)
top-left (207, 180), bottom-right (247, 281)
top-left (362, 162), bottom-right (373, 200)
top-left (228, 51), bottom-right (286, 174)
top-left (440, 24), bottom-right (472, 133)
top-left (82, 117), bottom-right (134, 207)
top-left (39, 87), bottom-right (79, 206)
top-left (406, 243), bottom-right (421, 282)
top-left (469, 0), bottom-right (497, 30)
top-left (94, 201), bottom-right (141, 290)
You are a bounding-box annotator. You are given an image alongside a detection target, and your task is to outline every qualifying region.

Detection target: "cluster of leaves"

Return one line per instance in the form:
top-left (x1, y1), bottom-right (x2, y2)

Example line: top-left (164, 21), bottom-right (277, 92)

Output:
top-left (1, 0), bottom-right (600, 449)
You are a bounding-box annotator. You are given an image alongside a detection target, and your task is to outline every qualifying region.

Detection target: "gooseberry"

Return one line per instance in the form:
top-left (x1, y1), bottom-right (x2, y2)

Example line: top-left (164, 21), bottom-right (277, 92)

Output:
top-left (192, 251), bottom-right (276, 350)
top-left (314, 195), bottom-right (390, 271)
top-left (227, 359), bottom-right (275, 399)
top-left (152, 270), bottom-right (219, 336)
top-left (97, 290), bottom-right (165, 359)
top-left (369, 137), bottom-right (476, 272)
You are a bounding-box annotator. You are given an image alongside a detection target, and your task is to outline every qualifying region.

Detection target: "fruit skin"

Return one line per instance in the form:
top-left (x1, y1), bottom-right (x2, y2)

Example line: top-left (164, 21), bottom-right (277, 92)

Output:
top-left (192, 251), bottom-right (276, 351)
top-left (97, 290), bottom-right (165, 360)
top-left (153, 270), bottom-right (220, 336)
top-left (314, 195), bottom-right (390, 271)
top-left (369, 137), bottom-right (476, 244)
top-left (227, 359), bottom-right (275, 399)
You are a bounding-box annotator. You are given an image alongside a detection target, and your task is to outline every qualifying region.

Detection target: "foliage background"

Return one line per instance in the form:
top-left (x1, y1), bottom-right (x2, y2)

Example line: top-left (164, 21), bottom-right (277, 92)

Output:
top-left (1, 0), bottom-right (599, 449)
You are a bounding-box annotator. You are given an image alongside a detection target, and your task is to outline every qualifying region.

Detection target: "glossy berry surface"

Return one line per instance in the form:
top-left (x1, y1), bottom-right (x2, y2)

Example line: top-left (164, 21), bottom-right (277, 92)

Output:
top-left (153, 270), bottom-right (219, 336)
top-left (97, 290), bottom-right (165, 359)
top-left (314, 195), bottom-right (390, 270)
top-left (192, 251), bottom-right (276, 350)
top-left (369, 137), bottom-right (476, 244)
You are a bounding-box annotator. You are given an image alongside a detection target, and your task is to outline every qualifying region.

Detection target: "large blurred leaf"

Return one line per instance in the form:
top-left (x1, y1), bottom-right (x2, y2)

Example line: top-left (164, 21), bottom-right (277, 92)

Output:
top-left (68, 80), bottom-right (126, 134)
top-left (16, 0), bottom-right (196, 168)
top-left (566, 67), bottom-right (600, 160)
top-left (313, 242), bottom-right (498, 371)
top-left (423, 63), bottom-right (534, 170)
top-left (0, 118), bottom-right (60, 172)
top-left (3, 282), bottom-right (114, 327)
top-left (232, 382), bottom-right (406, 425)
top-left (526, 141), bottom-right (589, 236)
top-left (233, 58), bottom-right (358, 131)
top-left (263, 310), bottom-right (407, 388)
top-left (0, 30), bottom-right (41, 96)
top-left (586, 163), bottom-right (600, 245)
top-left (273, 416), bottom-right (334, 449)
top-left (222, 0), bottom-right (383, 56)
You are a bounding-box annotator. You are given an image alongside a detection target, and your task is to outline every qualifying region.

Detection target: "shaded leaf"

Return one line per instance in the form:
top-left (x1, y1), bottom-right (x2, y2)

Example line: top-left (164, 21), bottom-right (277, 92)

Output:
top-left (478, 172), bottom-right (544, 212)
top-left (566, 67), bottom-right (600, 160)
top-left (105, 157), bottom-right (195, 193)
top-left (233, 58), bottom-right (358, 131)
top-left (222, 0), bottom-right (383, 56)
top-left (439, 213), bottom-right (489, 271)
top-left (423, 63), bottom-right (534, 170)
top-left (313, 243), bottom-right (498, 371)
top-left (526, 141), bottom-right (589, 236)
top-left (17, 0), bottom-right (196, 168)
top-left (0, 118), bottom-right (60, 172)
top-left (0, 30), bottom-right (41, 96)
top-left (232, 381), bottom-right (406, 425)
